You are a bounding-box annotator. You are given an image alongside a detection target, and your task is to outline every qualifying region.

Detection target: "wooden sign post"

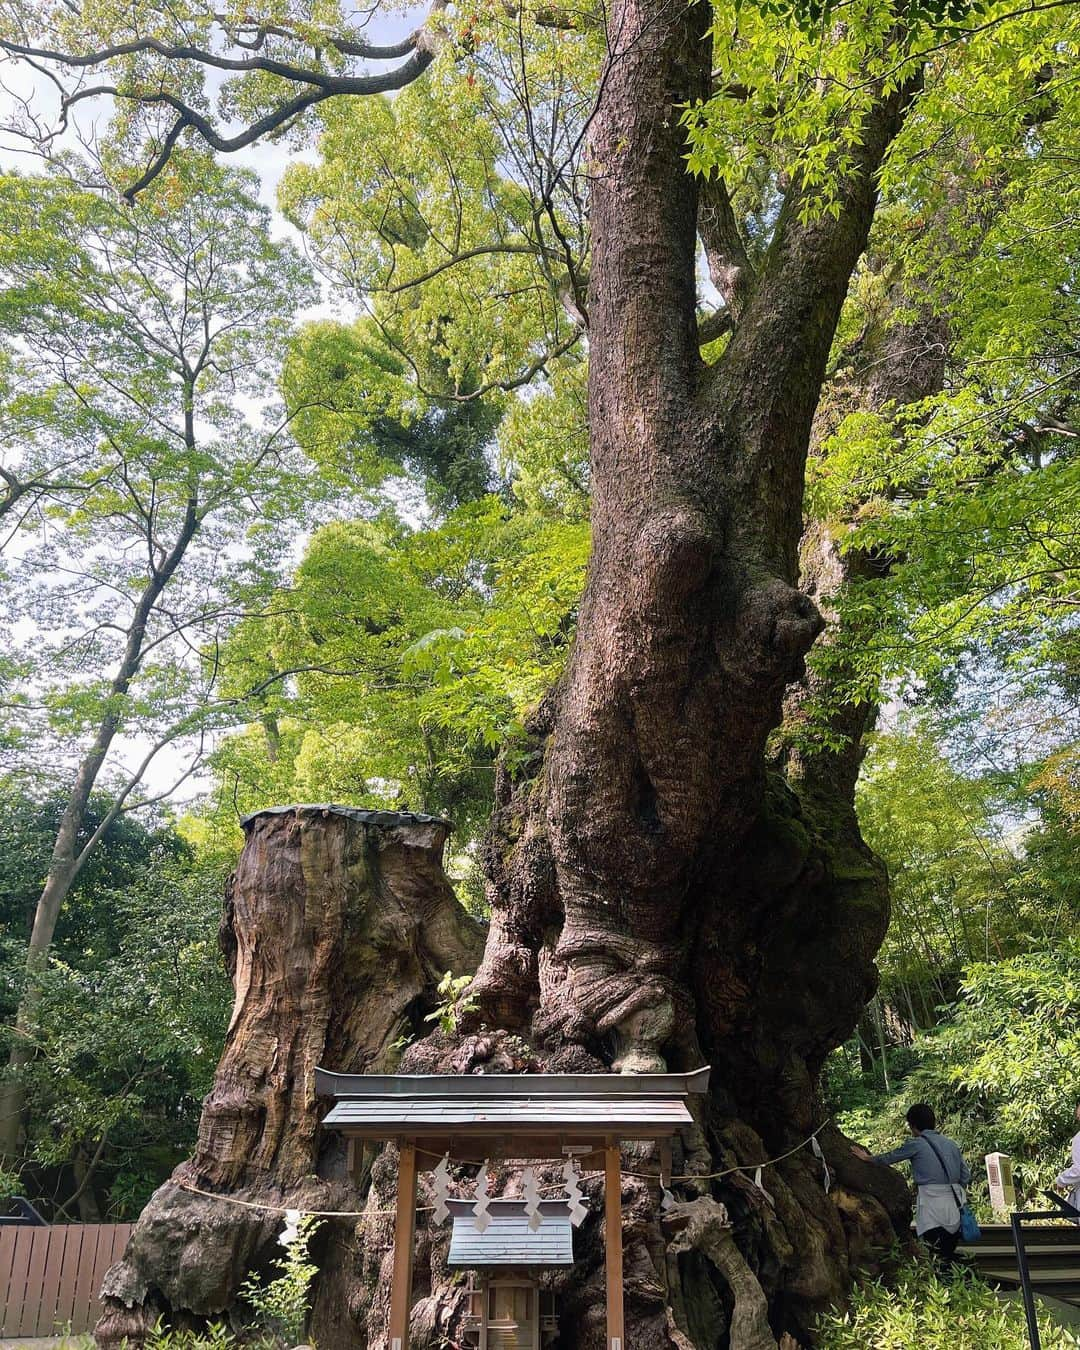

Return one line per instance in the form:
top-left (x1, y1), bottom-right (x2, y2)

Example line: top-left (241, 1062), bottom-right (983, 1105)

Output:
top-left (388, 1141), bottom-right (418, 1350)
top-left (986, 1152), bottom-right (1017, 1215)
top-left (605, 1140), bottom-right (625, 1350)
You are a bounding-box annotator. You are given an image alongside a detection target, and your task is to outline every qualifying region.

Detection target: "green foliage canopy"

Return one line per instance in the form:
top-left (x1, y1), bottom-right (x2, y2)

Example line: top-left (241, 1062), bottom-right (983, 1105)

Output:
top-left (208, 500), bottom-right (588, 859)
top-left (0, 782), bottom-right (229, 1218)
top-left (0, 153), bottom-right (321, 800)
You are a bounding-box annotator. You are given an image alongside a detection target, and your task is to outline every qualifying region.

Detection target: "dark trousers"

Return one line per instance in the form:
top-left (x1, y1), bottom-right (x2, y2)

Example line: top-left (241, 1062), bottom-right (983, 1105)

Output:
top-left (922, 1225), bottom-right (961, 1271)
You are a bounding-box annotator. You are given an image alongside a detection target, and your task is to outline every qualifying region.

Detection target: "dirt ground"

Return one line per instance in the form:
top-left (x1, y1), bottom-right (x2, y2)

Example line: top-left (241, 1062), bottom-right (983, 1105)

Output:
top-left (0, 1338), bottom-right (93, 1348)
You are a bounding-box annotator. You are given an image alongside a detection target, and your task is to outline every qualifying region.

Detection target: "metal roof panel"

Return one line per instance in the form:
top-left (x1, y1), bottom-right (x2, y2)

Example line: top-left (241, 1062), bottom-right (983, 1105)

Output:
top-left (322, 1098), bottom-right (692, 1129)
top-left (446, 1201), bottom-right (575, 1268)
top-left (316, 1065), bottom-right (710, 1100)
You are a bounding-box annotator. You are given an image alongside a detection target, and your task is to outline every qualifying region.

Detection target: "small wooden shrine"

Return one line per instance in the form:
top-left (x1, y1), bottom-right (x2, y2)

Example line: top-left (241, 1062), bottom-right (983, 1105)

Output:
top-left (447, 1197), bottom-right (571, 1350)
top-left (317, 1065), bottom-right (710, 1350)
top-left (459, 1272), bottom-right (560, 1350)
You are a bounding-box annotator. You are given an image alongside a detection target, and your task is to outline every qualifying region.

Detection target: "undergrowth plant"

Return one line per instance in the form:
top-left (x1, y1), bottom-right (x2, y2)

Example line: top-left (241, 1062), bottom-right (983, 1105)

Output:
top-left (146, 1323), bottom-right (257, 1350)
top-left (142, 1215), bottom-right (323, 1348)
top-left (424, 970), bottom-right (479, 1034)
top-left (816, 1259), bottom-right (1080, 1349)
top-left (239, 1213), bottom-right (323, 1346)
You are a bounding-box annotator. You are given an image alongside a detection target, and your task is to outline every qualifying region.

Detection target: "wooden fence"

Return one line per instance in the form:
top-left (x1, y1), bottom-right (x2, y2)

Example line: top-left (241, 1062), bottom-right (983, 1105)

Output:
top-left (0, 1222), bottom-right (132, 1338)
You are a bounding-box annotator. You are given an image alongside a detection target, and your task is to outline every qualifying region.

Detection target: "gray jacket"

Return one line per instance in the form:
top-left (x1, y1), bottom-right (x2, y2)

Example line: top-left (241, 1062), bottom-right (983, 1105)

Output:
top-left (874, 1130), bottom-right (971, 1186)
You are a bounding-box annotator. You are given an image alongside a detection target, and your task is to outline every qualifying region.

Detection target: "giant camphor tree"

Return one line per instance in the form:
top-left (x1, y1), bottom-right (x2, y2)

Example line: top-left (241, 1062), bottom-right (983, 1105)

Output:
top-left (2, 0), bottom-right (1078, 1345)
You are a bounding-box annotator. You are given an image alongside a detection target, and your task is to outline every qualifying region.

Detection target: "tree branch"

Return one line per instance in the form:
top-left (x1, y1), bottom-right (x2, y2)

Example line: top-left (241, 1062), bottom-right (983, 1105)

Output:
top-left (209, 12), bottom-right (428, 62)
top-left (697, 308), bottom-right (733, 347)
top-left (706, 70), bottom-right (924, 576)
top-left (378, 241), bottom-right (550, 294)
top-left (51, 1127), bottom-right (112, 1223)
top-left (0, 20), bottom-right (437, 82)
top-left (0, 2), bottom-right (448, 198)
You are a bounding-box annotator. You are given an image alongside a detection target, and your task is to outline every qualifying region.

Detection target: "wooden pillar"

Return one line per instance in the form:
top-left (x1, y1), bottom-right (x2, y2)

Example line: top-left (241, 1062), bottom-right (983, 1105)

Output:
top-left (605, 1139), bottom-right (625, 1350)
top-left (388, 1139), bottom-right (419, 1350)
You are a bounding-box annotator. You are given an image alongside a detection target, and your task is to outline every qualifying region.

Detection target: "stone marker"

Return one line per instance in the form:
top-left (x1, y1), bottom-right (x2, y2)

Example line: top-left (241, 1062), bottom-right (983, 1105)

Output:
top-left (986, 1152), bottom-right (1017, 1215)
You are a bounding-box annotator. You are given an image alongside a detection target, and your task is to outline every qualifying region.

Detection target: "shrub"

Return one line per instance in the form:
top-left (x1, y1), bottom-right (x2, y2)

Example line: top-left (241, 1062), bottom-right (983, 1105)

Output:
top-left (144, 1214), bottom-right (322, 1349)
top-left (239, 1213), bottom-right (322, 1346)
top-left (907, 944), bottom-right (1080, 1193)
top-left (816, 1260), bottom-right (1080, 1349)
top-left (835, 942), bottom-right (1080, 1211)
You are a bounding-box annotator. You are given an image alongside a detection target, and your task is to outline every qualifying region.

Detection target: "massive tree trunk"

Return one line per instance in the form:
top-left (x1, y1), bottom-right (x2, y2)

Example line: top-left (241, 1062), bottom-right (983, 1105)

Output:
top-left (95, 805), bottom-right (483, 1347)
top-left (461, 0), bottom-right (922, 1339)
top-left (780, 288), bottom-right (950, 1074)
top-left (98, 1), bottom-right (932, 1345)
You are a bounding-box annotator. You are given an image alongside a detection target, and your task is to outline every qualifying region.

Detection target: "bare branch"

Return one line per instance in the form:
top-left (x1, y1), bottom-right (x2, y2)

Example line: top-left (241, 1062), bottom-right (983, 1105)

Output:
top-left (376, 313), bottom-right (584, 401)
top-left (697, 308), bottom-right (733, 347)
top-left (0, 25), bottom-right (427, 84)
top-left (378, 241), bottom-right (548, 294)
top-left (208, 12), bottom-right (427, 61)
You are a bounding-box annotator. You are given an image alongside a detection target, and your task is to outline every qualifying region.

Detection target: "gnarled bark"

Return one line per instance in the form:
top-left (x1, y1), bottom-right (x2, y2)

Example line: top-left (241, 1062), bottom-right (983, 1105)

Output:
top-left (95, 805), bottom-right (483, 1346)
top-left (458, 0), bottom-right (924, 1339)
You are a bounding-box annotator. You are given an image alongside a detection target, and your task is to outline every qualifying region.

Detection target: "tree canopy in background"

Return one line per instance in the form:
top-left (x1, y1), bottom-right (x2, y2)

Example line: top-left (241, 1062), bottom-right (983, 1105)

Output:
top-left (206, 501), bottom-right (588, 877)
top-left (0, 152), bottom-right (328, 1168)
top-left (0, 0), bottom-right (1076, 1271)
top-left (0, 783), bottom-right (229, 1216)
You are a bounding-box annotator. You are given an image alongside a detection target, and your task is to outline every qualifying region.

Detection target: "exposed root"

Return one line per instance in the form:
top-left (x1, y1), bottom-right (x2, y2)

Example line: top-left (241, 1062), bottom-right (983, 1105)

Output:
top-left (664, 1197), bottom-right (778, 1350)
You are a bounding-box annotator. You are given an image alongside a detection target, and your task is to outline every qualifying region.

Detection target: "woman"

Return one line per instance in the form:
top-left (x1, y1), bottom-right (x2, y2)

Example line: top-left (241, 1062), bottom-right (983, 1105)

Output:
top-left (855, 1102), bottom-right (971, 1267)
top-left (1056, 1102), bottom-right (1080, 1221)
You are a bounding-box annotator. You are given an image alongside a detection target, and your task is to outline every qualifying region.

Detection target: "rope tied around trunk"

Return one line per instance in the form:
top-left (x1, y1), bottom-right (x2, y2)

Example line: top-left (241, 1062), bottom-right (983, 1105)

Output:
top-left (173, 1181), bottom-right (433, 1217)
top-left (171, 1119), bottom-right (832, 1220)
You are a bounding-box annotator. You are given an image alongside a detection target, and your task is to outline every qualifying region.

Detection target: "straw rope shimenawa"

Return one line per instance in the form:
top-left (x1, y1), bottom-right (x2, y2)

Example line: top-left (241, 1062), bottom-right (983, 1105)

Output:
top-left (172, 1120), bottom-right (832, 1219)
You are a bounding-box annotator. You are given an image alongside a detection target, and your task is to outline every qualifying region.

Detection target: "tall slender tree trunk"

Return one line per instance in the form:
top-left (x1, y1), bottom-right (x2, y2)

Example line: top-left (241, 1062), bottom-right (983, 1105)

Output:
top-left (0, 497), bottom-right (199, 1162)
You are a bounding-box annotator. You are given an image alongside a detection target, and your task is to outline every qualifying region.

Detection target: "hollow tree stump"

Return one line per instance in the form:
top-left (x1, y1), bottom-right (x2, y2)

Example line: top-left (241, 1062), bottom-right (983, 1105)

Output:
top-left (95, 804), bottom-right (483, 1348)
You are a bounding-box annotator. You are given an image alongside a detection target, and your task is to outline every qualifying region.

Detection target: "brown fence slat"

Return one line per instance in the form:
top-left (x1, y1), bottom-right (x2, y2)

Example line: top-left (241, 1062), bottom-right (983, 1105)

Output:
top-left (87, 1222), bottom-right (126, 1331)
top-left (109, 1222), bottom-right (132, 1264)
top-left (36, 1223), bottom-right (70, 1335)
top-left (70, 1222), bottom-right (104, 1335)
top-left (1, 1222), bottom-right (135, 1336)
top-left (4, 1225), bottom-right (31, 1335)
top-left (96, 1222), bottom-right (133, 1327)
top-left (55, 1220), bottom-right (85, 1332)
top-left (16, 1224), bottom-right (52, 1336)
top-left (0, 1223), bottom-right (20, 1335)
top-left (13, 1225), bottom-right (43, 1336)
top-left (28, 1225), bottom-right (56, 1336)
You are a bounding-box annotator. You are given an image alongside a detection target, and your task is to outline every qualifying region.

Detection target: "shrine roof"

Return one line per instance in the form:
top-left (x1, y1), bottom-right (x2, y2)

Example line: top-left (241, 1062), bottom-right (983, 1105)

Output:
top-left (446, 1200), bottom-right (575, 1269)
top-left (316, 1066), bottom-right (709, 1144)
top-left (316, 1066), bottom-right (709, 1099)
